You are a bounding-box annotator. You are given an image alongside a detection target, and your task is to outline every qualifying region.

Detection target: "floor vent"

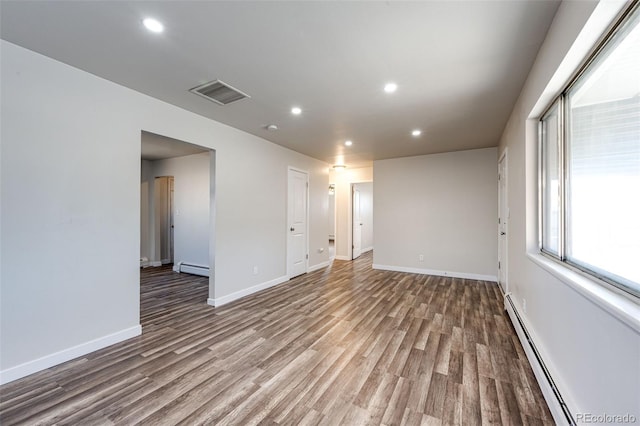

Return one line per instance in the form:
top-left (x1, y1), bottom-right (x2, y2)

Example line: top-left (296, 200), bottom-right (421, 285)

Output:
top-left (189, 79), bottom-right (250, 105)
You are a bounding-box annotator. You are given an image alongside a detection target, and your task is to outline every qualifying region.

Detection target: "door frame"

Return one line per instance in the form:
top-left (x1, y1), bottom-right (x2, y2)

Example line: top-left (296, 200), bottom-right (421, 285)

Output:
top-left (344, 180), bottom-right (373, 261)
top-left (168, 176), bottom-right (175, 264)
top-left (286, 166), bottom-right (309, 279)
top-left (352, 184), bottom-right (362, 260)
top-left (498, 149), bottom-right (509, 293)
top-left (154, 175), bottom-right (174, 265)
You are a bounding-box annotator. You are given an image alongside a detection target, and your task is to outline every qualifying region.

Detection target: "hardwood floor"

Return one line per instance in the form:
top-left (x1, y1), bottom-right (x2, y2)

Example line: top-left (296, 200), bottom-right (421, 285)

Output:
top-left (0, 252), bottom-right (553, 425)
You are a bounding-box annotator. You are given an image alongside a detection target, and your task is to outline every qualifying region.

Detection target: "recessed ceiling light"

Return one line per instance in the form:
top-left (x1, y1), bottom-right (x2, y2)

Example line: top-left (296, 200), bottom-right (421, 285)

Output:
top-left (266, 124), bottom-right (278, 131)
top-left (412, 129), bottom-right (422, 137)
top-left (384, 82), bottom-right (397, 93)
top-left (345, 140), bottom-right (353, 146)
top-left (143, 18), bottom-right (164, 33)
top-left (291, 107), bottom-right (302, 115)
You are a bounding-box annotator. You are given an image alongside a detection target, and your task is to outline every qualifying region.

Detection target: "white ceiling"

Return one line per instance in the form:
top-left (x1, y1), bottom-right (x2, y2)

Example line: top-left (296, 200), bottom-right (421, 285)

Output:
top-left (0, 0), bottom-right (560, 167)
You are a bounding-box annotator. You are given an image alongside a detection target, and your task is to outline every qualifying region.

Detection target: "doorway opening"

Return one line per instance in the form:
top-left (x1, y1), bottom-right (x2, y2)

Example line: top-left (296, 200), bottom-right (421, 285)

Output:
top-left (154, 176), bottom-right (174, 265)
top-left (351, 182), bottom-right (373, 260)
top-left (140, 131), bottom-right (215, 323)
top-left (352, 185), bottom-right (362, 260)
top-left (328, 184), bottom-right (336, 259)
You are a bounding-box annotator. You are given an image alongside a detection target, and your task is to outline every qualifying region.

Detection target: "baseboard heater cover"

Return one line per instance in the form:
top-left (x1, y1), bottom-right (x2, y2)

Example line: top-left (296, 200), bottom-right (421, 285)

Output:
top-left (505, 294), bottom-right (576, 425)
top-left (173, 262), bottom-right (210, 277)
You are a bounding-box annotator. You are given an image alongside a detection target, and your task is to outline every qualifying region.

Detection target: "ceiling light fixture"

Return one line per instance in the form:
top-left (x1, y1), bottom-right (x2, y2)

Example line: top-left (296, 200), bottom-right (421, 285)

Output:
top-left (345, 140), bottom-right (353, 147)
top-left (384, 82), bottom-right (397, 93)
top-left (412, 129), bottom-right (422, 137)
top-left (291, 107), bottom-right (302, 115)
top-left (143, 18), bottom-right (164, 33)
top-left (333, 164), bottom-right (347, 170)
top-left (266, 124), bottom-right (278, 131)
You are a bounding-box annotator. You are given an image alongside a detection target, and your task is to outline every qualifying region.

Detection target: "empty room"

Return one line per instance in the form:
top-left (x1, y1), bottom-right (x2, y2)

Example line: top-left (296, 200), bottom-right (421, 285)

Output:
top-left (1, 1), bottom-right (638, 425)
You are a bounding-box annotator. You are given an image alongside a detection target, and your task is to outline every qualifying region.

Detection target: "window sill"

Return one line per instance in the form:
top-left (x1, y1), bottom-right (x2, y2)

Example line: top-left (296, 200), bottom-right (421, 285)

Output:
top-left (527, 252), bottom-right (640, 333)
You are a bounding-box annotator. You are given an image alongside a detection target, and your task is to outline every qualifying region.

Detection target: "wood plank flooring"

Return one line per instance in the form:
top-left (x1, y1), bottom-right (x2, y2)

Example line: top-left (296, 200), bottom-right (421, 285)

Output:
top-left (0, 252), bottom-right (553, 425)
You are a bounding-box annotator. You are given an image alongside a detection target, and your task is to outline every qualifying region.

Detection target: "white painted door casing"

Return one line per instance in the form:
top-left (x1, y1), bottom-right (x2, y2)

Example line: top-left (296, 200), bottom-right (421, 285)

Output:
top-left (353, 186), bottom-right (362, 260)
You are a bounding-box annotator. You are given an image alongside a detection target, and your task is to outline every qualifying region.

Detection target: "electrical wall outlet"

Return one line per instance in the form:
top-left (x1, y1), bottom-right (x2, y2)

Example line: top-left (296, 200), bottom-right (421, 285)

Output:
top-left (253, 266), bottom-right (258, 275)
top-left (419, 254), bottom-right (424, 262)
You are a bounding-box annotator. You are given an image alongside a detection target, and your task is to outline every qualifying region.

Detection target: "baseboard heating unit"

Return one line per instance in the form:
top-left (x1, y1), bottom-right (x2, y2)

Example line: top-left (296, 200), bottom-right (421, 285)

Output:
top-left (504, 293), bottom-right (576, 425)
top-left (173, 262), bottom-right (209, 277)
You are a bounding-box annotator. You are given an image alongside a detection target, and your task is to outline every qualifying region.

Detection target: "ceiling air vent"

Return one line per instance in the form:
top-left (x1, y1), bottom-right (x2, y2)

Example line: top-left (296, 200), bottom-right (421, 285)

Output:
top-left (189, 79), bottom-right (250, 105)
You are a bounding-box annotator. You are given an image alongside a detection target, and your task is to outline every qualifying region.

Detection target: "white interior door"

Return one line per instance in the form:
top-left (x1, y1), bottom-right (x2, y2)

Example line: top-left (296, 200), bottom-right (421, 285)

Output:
top-left (288, 168), bottom-right (308, 278)
top-left (498, 153), bottom-right (508, 292)
top-left (352, 186), bottom-right (362, 259)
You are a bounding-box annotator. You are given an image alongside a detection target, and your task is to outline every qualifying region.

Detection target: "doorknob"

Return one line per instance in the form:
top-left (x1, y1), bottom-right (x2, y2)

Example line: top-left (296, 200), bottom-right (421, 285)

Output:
top-left (500, 232), bottom-right (506, 236)
top-left (290, 227), bottom-right (295, 232)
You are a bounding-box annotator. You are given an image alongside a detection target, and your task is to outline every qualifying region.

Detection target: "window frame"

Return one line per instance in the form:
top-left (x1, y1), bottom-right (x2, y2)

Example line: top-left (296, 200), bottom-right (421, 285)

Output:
top-left (538, 99), bottom-right (564, 260)
top-left (537, 0), bottom-right (640, 299)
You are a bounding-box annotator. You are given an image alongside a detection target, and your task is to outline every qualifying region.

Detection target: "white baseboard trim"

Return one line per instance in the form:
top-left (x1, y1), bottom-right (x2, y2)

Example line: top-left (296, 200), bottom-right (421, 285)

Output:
top-left (308, 260), bottom-right (331, 273)
top-left (208, 275), bottom-right (289, 307)
top-left (362, 246), bottom-right (374, 253)
top-left (372, 264), bottom-right (497, 282)
top-left (173, 262), bottom-right (209, 277)
top-left (504, 295), bottom-right (573, 425)
top-left (334, 255), bottom-right (351, 261)
top-left (0, 325), bottom-right (142, 385)
top-left (150, 261), bottom-right (162, 267)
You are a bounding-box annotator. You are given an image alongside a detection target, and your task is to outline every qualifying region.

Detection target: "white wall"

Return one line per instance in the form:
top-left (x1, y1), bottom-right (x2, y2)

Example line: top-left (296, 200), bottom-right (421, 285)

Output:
top-left (373, 148), bottom-right (497, 280)
top-left (0, 41), bottom-right (330, 382)
top-left (497, 0), bottom-right (640, 420)
top-left (140, 153), bottom-right (211, 269)
top-left (330, 167), bottom-right (373, 260)
top-left (353, 182), bottom-right (373, 252)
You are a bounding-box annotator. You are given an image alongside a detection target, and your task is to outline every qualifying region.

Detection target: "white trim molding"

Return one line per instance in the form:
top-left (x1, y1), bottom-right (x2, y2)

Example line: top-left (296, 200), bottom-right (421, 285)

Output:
top-left (372, 264), bottom-right (497, 282)
top-left (362, 246), bottom-right (374, 254)
top-left (208, 275), bottom-right (288, 307)
top-left (334, 255), bottom-right (351, 261)
top-left (308, 260), bottom-right (331, 273)
top-left (0, 325), bottom-right (142, 385)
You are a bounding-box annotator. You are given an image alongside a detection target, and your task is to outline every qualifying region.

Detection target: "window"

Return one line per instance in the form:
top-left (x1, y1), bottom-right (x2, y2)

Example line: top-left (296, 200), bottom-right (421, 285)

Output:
top-left (539, 3), bottom-right (640, 298)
